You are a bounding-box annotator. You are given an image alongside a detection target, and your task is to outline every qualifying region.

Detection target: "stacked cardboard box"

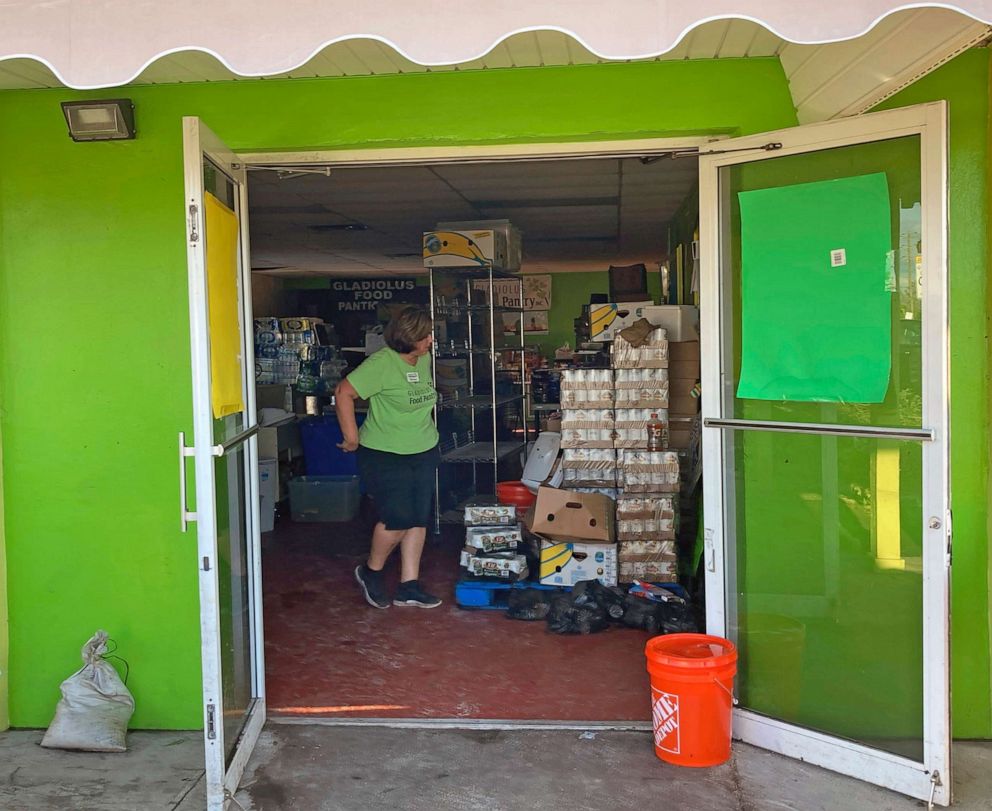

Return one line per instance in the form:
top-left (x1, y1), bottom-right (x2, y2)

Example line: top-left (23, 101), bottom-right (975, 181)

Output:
top-left (611, 325), bottom-right (681, 583)
top-left (527, 487), bottom-right (618, 587)
top-left (616, 452), bottom-right (680, 582)
top-left (667, 339), bottom-right (702, 547)
top-left (560, 369), bottom-right (617, 488)
top-left (459, 505), bottom-right (529, 582)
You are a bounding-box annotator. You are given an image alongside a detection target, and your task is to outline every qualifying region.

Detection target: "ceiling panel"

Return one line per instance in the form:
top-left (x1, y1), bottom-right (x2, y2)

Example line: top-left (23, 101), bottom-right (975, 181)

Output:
top-left (247, 153), bottom-right (696, 276)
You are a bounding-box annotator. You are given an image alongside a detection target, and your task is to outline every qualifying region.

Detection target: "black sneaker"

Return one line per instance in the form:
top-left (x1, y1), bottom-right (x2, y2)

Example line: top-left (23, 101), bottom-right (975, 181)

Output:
top-left (393, 581), bottom-right (442, 609)
top-left (355, 565), bottom-right (390, 609)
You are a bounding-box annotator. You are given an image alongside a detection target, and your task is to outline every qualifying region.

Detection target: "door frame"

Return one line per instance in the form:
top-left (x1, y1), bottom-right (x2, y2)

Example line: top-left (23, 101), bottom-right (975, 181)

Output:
top-left (698, 101), bottom-right (950, 805)
top-left (183, 117), bottom-right (267, 810)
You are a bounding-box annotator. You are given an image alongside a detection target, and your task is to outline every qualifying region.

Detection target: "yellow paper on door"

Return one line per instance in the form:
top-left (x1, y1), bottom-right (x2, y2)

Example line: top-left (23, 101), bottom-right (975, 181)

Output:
top-left (205, 192), bottom-right (245, 419)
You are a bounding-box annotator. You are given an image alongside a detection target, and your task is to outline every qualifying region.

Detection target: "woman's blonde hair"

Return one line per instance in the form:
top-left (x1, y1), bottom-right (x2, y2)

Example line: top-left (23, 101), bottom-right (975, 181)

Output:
top-left (384, 305), bottom-right (433, 354)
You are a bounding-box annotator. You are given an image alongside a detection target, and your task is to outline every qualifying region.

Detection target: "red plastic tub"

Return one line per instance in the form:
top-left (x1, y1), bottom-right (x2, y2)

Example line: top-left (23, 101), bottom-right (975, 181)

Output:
top-left (496, 481), bottom-right (537, 510)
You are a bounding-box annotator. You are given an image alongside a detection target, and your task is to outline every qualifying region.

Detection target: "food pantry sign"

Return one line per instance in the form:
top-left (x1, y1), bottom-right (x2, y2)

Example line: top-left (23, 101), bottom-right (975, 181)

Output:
top-left (474, 275), bottom-right (551, 311)
top-left (329, 278), bottom-right (418, 311)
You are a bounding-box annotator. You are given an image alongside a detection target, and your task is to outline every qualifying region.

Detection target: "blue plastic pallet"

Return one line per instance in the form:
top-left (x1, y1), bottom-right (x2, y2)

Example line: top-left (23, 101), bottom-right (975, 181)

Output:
top-left (455, 579), bottom-right (566, 610)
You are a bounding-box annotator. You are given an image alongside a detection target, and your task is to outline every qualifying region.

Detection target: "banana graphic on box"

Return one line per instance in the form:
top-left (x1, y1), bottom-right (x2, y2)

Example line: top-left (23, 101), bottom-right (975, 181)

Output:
top-left (540, 543), bottom-right (576, 580)
top-left (423, 230), bottom-right (489, 267)
top-left (590, 305), bottom-right (621, 339)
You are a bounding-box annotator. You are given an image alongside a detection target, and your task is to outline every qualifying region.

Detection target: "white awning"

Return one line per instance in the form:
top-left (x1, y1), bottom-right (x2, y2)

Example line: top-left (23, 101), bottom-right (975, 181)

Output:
top-left (0, 0), bottom-right (992, 119)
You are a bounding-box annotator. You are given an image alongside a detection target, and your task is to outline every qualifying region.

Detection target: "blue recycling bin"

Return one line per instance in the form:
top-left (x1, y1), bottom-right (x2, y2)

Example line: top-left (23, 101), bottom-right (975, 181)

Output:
top-left (299, 414), bottom-right (366, 477)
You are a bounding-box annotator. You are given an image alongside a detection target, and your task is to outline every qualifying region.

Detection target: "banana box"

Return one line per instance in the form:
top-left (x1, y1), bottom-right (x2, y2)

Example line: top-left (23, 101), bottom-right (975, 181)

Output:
top-left (588, 301), bottom-right (654, 342)
top-left (424, 229), bottom-right (510, 270)
top-left (539, 540), bottom-right (618, 588)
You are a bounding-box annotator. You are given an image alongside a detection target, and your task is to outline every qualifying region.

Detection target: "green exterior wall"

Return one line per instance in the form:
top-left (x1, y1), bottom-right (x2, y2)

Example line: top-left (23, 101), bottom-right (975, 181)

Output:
top-left (0, 58), bottom-right (796, 729)
top-left (0, 49), bottom-right (988, 737)
top-left (874, 49), bottom-right (992, 738)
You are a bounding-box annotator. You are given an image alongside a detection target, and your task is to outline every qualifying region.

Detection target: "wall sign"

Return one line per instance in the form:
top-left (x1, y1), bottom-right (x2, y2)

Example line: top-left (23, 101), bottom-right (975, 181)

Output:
top-left (329, 278), bottom-right (419, 312)
top-left (475, 274), bottom-right (551, 311)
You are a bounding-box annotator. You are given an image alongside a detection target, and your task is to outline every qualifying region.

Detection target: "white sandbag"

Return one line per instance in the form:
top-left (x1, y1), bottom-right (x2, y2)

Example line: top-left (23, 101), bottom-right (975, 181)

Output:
top-left (41, 630), bottom-right (135, 752)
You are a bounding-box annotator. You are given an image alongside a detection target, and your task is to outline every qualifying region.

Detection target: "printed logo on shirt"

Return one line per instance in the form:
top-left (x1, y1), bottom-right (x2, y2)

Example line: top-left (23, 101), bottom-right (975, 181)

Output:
top-left (406, 371), bottom-right (420, 383)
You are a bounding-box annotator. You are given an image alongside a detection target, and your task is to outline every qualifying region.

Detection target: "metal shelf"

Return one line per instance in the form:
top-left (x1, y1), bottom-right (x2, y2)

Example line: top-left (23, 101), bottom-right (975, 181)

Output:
top-left (435, 305), bottom-right (524, 315)
top-left (440, 441), bottom-right (526, 464)
top-left (435, 346), bottom-right (528, 358)
top-left (438, 393), bottom-right (525, 411)
top-left (426, 266), bottom-right (521, 280)
top-left (531, 403), bottom-right (561, 412)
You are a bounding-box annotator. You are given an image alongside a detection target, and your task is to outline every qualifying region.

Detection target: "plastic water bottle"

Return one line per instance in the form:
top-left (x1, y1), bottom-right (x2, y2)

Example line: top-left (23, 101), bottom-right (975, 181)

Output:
top-left (646, 412), bottom-right (665, 451)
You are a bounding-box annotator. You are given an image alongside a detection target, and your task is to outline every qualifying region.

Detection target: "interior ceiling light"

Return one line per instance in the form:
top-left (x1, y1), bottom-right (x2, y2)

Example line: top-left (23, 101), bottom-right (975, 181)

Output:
top-left (60, 99), bottom-right (135, 141)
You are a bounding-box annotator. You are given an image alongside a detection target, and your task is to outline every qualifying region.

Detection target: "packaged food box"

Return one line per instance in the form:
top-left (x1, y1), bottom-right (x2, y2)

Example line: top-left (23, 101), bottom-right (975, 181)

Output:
top-left (464, 504), bottom-right (517, 526)
top-left (465, 525), bottom-right (522, 553)
top-left (459, 549), bottom-right (529, 581)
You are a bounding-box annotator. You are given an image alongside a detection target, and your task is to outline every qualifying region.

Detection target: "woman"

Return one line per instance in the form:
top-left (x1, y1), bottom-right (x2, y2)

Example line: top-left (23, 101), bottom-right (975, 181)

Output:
top-left (334, 305), bottom-right (442, 610)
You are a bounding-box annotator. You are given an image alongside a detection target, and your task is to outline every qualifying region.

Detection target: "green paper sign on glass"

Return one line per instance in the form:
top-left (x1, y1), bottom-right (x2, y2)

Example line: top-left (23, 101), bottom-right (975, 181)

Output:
top-left (736, 172), bottom-right (892, 403)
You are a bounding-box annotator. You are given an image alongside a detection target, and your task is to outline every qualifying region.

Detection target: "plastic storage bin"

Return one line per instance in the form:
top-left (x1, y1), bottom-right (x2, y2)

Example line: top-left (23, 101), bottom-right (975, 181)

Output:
top-left (258, 458), bottom-right (278, 532)
top-left (289, 475), bottom-right (361, 522)
top-left (299, 414), bottom-right (365, 477)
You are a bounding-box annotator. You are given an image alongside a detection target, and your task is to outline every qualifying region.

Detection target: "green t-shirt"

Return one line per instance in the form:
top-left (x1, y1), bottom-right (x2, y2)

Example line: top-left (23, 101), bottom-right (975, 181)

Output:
top-left (347, 347), bottom-right (439, 455)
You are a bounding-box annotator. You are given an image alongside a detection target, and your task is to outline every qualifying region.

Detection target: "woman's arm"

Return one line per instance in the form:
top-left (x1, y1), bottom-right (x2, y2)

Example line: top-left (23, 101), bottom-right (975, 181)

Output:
top-left (334, 378), bottom-right (361, 452)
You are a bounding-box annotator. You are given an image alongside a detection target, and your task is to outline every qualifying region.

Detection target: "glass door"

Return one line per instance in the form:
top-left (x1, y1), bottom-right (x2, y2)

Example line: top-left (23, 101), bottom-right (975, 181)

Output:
top-left (181, 117), bottom-right (265, 811)
top-left (699, 102), bottom-right (950, 805)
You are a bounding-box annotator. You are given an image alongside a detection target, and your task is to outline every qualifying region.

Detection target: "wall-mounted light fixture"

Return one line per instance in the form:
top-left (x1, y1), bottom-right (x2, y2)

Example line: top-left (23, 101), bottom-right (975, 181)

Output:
top-left (60, 99), bottom-right (135, 141)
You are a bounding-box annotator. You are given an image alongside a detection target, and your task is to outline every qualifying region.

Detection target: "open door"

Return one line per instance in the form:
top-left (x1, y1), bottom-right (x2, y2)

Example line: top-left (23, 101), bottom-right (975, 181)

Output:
top-left (181, 117), bottom-right (266, 811)
top-left (699, 102), bottom-right (950, 805)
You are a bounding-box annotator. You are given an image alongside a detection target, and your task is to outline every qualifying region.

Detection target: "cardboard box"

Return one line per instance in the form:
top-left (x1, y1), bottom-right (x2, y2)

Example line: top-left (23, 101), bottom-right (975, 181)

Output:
top-left (618, 539), bottom-right (678, 561)
top-left (529, 486), bottom-right (615, 543)
top-left (619, 559), bottom-right (678, 582)
top-left (668, 341), bottom-right (701, 361)
top-left (668, 378), bottom-right (700, 415)
top-left (641, 305), bottom-right (699, 341)
top-left (460, 549), bottom-right (529, 581)
top-left (588, 301), bottom-right (655, 342)
top-left (423, 228), bottom-right (519, 271)
top-left (464, 504), bottom-right (517, 526)
top-left (668, 359), bottom-right (700, 379)
top-left (465, 525), bottom-right (522, 553)
top-left (540, 540), bottom-right (618, 587)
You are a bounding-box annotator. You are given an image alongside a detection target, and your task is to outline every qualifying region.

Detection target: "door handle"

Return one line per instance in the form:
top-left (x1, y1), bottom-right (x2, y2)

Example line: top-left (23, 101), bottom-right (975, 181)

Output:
top-left (179, 431), bottom-right (197, 532)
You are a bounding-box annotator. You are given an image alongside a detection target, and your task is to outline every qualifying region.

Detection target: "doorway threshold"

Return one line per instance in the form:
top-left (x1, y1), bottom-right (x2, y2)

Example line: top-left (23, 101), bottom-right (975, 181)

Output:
top-left (268, 716), bottom-right (653, 732)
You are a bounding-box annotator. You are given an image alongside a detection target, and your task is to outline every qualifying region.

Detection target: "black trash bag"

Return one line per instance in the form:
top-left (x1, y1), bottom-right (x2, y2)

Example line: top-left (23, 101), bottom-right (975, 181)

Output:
top-left (621, 595), bottom-right (701, 634)
top-left (655, 599), bottom-right (701, 634)
top-left (572, 579), bottom-right (627, 621)
top-left (506, 588), bottom-right (554, 621)
top-left (546, 593), bottom-right (610, 635)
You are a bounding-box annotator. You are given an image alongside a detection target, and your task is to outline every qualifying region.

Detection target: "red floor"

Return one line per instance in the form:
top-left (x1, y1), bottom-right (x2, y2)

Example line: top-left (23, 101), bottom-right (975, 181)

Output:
top-left (262, 508), bottom-right (653, 721)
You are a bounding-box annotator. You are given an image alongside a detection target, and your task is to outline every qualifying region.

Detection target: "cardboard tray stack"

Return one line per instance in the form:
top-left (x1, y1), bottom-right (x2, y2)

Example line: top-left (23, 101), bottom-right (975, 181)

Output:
top-left (559, 369), bottom-right (617, 489)
top-left (459, 505), bottom-right (529, 583)
top-left (612, 325), bottom-right (680, 583)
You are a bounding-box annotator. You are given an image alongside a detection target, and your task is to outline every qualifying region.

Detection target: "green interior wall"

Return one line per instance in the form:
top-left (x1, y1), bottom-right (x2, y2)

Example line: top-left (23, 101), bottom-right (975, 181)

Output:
top-left (522, 271), bottom-right (664, 355)
top-left (0, 58), bottom-right (796, 728)
top-left (873, 49), bottom-right (992, 738)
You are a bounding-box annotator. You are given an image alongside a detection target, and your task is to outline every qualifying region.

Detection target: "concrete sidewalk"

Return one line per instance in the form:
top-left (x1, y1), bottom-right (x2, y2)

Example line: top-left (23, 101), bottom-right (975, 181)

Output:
top-left (1, 724), bottom-right (989, 810)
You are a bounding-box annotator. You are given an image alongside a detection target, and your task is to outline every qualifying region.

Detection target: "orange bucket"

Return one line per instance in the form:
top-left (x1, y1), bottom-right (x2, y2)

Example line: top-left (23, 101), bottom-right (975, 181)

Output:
top-left (645, 633), bottom-right (737, 767)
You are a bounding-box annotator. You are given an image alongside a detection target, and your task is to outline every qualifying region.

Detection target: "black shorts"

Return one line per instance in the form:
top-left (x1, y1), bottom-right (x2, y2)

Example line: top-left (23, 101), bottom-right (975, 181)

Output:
top-left (356, 444), bottom-right (440, 530)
